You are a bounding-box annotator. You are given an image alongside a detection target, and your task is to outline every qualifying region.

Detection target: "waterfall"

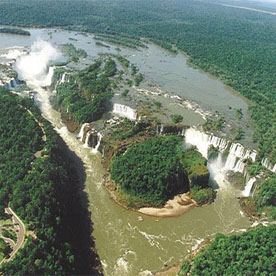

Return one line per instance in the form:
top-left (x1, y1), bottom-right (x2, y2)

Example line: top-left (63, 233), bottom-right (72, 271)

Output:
top-left (185, 128), bottom-right (258, 175)
top-left (80, 125), bottom-right (102, 153)
top-left (242, 177), bottom-right (256, 197)
top-left (10, 78), bottom-right (18, 88)
top-left (261, 158), bottom-right (276, 173)
top-left (156, 124), bottom-right (164, 135)
top-left (185, 128), bottom-right (228, 159)
top-left (92, 132), bottom-right (102, 153)
top-left (3, 78), bottom-right (18, 90)
top-left (58, 72), bottom-right (70, 85)
top-left (43, 66), bottom-right (55, 87)
top-left (185, 128), bottom-right (210, 158)
top-left (84, 131), bottom-right (91, 148)
top-left (4, 82), bottom-right (11, 90)
top-left (61, 73), bottom-right (66, 83)
top-left (113, 103), bottom-right (137, 121)
top-left (234, 159), bottom-right (245, 173)
top-left (78, 123), bottom-right (90, 141)
top-left (224, 144), bottom-right (246, 173)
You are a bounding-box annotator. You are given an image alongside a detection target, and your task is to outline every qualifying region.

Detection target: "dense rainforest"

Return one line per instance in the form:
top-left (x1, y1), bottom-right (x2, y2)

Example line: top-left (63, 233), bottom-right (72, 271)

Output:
top-left (52, 59), bottom-right (115, 125)
top-left (0, 88), bottom-right (100, 275)
top-left (111, 136), bottom-right (212, 207)
top-left (180, 224), bottom-right (276, 276)
top-left (0, 0), bottom-right (275, 164)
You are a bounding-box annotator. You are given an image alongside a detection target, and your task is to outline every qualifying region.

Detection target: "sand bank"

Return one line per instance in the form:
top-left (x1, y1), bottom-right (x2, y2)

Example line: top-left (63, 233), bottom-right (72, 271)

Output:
top-left (139, 193), bottom-right (197, 218)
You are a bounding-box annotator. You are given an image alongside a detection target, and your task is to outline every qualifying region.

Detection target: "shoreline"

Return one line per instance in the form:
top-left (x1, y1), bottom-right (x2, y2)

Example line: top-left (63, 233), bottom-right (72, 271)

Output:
top-left (104, 174), bottom-right (198, 218)
top-left (154, 238), bottom-right (212, 276)
top-left (139, 193), bottom-right (197, 218)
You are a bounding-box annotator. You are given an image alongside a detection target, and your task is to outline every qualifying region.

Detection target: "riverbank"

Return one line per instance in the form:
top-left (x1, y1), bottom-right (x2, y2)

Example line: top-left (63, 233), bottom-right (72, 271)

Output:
top-left (139, 193), bottom-right (197, 218)
top-left (104, 173), bottom-right (198, 218)
top-left (154, 238), bottom-right (212, 276)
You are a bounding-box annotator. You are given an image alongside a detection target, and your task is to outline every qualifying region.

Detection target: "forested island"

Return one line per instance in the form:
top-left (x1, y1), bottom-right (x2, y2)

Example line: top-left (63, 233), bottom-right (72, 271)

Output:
top-left (109, 135), bottom-right (214, 210)
top-left (0, 28), bottom-right (30, 36)
top-left (51, 59), bottom-right (114, 128)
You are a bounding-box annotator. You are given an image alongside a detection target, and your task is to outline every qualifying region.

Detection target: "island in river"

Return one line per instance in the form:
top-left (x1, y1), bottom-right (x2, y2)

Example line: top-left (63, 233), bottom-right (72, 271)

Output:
top-left (0, 27), bottom-right (30, 36)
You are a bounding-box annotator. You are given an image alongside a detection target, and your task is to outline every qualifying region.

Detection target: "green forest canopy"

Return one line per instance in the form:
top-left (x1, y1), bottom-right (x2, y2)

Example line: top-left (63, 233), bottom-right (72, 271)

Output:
top-left (180, 224), bottom-right (276, 276)
top-left (111, 136), bottom-right (210, 206)
top-left (0, 88), bottom-right (98, 275)
top-left (52, 59), bottom-right (114, 124)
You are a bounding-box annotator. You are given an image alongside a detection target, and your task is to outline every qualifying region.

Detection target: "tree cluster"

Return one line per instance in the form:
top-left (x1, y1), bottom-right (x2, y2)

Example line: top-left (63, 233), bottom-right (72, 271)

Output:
top-left (111, 136), bottom-right (211, 206)
top-left (180, 225), bottom-right (276, 276)
top-left (0, 89), bottom-right (99, 275)
top-left (52, 59), bottom-right (114, 124)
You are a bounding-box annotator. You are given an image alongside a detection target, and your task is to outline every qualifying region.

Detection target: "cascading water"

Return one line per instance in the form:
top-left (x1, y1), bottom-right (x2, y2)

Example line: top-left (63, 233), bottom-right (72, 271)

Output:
top-left (79, 125), bottom-right (102, 153)
top-left (78, 123), bottom-right (90, 141)
top-left (261, 158), bottom-right (276, 173)
top-left (185, 128), bottom-right (258, 176)
top-left (242, 177), bottom-right (256, 197)
top-left (93, 132), bottom-right (102, 153)
top-left (113, 103), bottom-right (137, 121)
top-left (3, 78), bottom-right (17, 90)
top-left (57, 72), bottom-right (70, 86)
top-left (61, 72), bottom-right (66, 83)
top-left (84, 131), bottom-right (92, 148)
top-left (4, 81), bottom-right (11, 89)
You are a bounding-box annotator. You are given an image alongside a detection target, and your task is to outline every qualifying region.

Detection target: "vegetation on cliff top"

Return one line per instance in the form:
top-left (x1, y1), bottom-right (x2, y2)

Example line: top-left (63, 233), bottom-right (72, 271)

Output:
top-left (243, 175), bottom-right (276, 220)
top-left (256, 176), bottom-right (276, 219)
top-left (0, 88), bottom-right (100, 275)
top-left (180, 224), bottom-right (276, 276)
top-left (110, 136), bottom-right (212, 207)
top-left (52, 59), bottom-right (114, 124)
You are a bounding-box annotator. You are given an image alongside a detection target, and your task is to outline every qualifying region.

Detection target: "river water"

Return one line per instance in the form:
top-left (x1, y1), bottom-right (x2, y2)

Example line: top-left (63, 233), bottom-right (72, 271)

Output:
top-left (0, 28), bottom-right (254, 275)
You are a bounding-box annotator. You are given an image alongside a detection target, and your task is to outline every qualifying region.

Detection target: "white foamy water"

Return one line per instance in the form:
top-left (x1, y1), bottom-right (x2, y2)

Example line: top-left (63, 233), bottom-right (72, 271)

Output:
top-left (16, 40), bottom-right (61, 87)
top-left (242, 177), bottom-right (256, 197)
top-left (113, 103), bottom-right (137, 120)
top-left (185, 128), bottom-right (259, 176)
top-left (1, 48), bottom-right (24, 60)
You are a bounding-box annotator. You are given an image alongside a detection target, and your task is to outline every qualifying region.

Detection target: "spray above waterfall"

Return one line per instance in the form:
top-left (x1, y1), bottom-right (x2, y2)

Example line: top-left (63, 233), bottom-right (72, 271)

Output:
top-left (15, 40), bottom-right (62, 88)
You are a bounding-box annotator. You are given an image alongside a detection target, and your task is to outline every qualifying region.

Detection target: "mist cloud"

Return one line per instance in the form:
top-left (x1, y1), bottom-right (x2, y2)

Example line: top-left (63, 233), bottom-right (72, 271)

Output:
top-left (16, 40), bottom-right (61, 87)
